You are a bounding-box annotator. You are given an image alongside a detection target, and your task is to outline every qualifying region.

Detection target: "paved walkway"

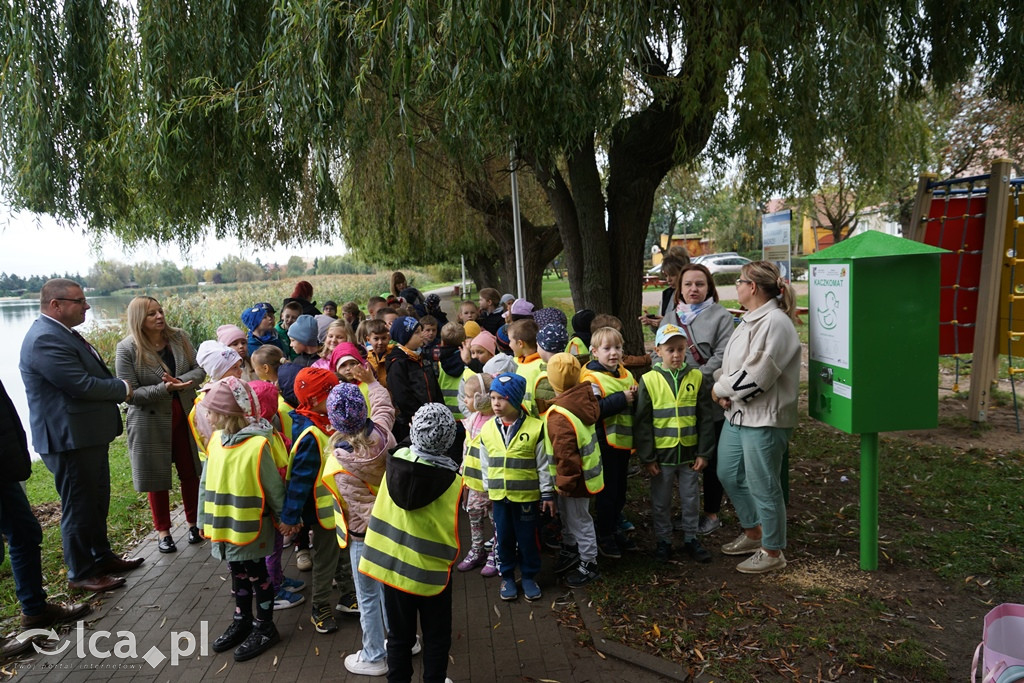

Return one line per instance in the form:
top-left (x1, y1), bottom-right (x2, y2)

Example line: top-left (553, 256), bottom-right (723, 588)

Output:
top-left (10, 510), bottom-right (676, 682)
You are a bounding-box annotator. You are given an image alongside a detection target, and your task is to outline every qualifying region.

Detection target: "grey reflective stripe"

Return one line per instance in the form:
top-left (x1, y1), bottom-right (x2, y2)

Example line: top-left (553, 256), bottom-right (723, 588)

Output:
top-left (206, 515), bottom-right (261, 533)
top-left (367, 516), bottom-right (457, 561)
top-left (361, 545), bottom-right (452, 587)
top-left (206, 492), bottom-right (264, 508)
top-left (463, 465), bottom-right (483, 480)
top-left (653, 426), bottom-right (697, 438)
top-left (489, 478), bottom-right (540, 491)
top-left (652, 408), bottom-right (678, 418)
top-left (583, 461), bottom-right (603, 481)
top-left (441, 388), bottom-right (459, 397)
top-left (653, 406), bottom-right (697, 418)
top-left (488, 456), bottom-right (536, 470)
top-left (604, 423), bottom-right (633, 436)
top-left (580, 437), bottom-right (598, 458)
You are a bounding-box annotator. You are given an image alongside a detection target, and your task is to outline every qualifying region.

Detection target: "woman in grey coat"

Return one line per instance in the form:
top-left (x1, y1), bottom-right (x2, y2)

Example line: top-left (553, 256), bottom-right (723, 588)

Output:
top-left (116, 297), bottom-right (206, 553)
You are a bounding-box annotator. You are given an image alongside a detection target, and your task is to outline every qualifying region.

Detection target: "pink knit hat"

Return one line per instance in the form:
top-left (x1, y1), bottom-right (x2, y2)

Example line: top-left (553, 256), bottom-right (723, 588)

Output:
top-left (247, 380), bottom-right (279, 421)
top-left (216, 324), bottom-right (246, 347)
top-left (470, 331), bottom-right (497, 355)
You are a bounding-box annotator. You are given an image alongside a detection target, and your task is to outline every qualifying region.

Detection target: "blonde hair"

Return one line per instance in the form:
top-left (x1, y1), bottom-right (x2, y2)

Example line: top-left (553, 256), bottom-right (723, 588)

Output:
top-left (125, 296), bottom-right (192, 370)
top-left (743, 261), bottom-right (796, 320)
top-left (205, 410), bottom-right (249, 436)
top-left (320, 320), bottom-right (351, 358)
top-left (251, 345), bottom-right (284, 370)
top-left (328, 427), bottom-right (374, 454)
top-left (440, 322), bottom-right (466, 347)
top-left (590, 326), bottom-right (624, 350)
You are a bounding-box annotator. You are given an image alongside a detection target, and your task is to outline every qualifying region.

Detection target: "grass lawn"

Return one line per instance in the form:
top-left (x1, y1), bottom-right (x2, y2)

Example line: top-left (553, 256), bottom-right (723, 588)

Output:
top-left (1, 437), bottom-right (176, 624)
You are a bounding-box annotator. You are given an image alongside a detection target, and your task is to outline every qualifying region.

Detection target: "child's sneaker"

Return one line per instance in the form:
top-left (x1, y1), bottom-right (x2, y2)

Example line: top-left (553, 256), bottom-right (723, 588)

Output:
top-left (457, 546), bottom-right (486, 572)
top-left (564, 561), bottom-right (600, 588)
top-left (697, 515), bottom-right (721, 535)
top-left (385, 634), bottom-right (422, 655)
top-left (617, 515), bottom-right (635, 534)
top-left (553, 545), bottom-right (580, 575)
top-left (344, 650), bottom-right (387, 676)
top-left (682, 538), bottom-right (712, 564)
top-left (295, 548), bottom-right (312, 571)
top-left (273, 588), bottom-right (305, 610)
top-left (499, 578), bottom-right (518, 601)
top-left (336, 591), bottom-right (359, 614)
top-left (212, 618), bottom-right (251, 653)
top-left (281, 576), bottom-right (305, 592)
top-left (480, 548), bottom-right (499, 577)
top-left (597, 535), bottom-right (622, 559)
top-left (310, 604), bottom-right (338, 634)
top-left (233, 620), bottom-right (279, 662)
top-left (654, 540), bottom-right (672, 563)
top-left (521, 578), bottom-right (542, 602)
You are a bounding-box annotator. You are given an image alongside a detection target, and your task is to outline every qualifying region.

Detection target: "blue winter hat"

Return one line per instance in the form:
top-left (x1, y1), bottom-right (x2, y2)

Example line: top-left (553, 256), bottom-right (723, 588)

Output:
top-left (241, 302), bottom-right (273, 332)
top-left (277, 362), bottom-right (301, 408)
top-left (288, 314), bottom-right (319, 347)
top-left (489, 373), bottom-right (527, 413)
top-left (390, 316), bottom-right (422, 346)
top-left (533, 307), bottom-right (567, 330)
top-left (495, 324), bottom-right (512, 354)
top-left (537, 323), bottom-right (569, 353)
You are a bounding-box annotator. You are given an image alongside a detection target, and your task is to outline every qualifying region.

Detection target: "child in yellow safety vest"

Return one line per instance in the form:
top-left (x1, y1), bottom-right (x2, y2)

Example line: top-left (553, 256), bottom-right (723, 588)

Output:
top-left (579, 326), bottom-right (638, 560)
top-left (478, 373), bottom-right (554, 603)
top-left (359, 404), bottom-right (462, 683)
top-left (198, 377), bottom-right (285, 662)
top-left (324, 374), bottom-right (396, 677)
top-left (277, 367), bottom-right (343, 635)
top-left (190, 341), bottom-right (243, 459)
top-left (507, 319), bottom-right (544, 417)
top-left (635, 325), bottom-right (716, 564)
top-left (543, 354), bottom-right (604, 588)
top-left (248, 380), bottom-right (306, 611)
top-left (455, 372), bottom-right (497, 576)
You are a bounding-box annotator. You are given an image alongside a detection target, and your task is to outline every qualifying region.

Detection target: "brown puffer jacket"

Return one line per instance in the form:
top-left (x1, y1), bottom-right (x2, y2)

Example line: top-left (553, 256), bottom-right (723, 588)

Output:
top-left (544, 381), bottom-right (601, 497)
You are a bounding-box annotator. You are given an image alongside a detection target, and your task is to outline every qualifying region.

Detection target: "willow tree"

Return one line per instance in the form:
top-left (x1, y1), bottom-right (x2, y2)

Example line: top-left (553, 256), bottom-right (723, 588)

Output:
top-left (1, 1), bottom-right (1018, 350)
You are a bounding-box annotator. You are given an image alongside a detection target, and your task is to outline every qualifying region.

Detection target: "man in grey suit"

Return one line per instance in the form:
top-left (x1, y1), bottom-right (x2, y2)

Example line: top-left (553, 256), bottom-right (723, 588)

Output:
top-left (19, 279), bottom-right (144, 593)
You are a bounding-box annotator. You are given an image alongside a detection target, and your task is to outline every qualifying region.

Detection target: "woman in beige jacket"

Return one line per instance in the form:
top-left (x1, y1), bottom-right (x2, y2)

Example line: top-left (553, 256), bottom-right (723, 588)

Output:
top-left (711, 262), bottom-right (801, 575)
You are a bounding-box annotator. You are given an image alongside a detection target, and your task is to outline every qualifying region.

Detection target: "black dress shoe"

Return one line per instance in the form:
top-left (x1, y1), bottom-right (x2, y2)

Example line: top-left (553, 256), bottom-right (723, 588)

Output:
top-left (187, 526), bottom-right (204, 544)
top-left (158, 536), bottom-right (177, 554)
top-left (212, 619), bottom-right (252, 653)
top-left (96, 556), bottom-right (144, 574)
top-left (20, 602), bottom-right (92, 629)
top-left (233, 621), bottom-right (279, 662)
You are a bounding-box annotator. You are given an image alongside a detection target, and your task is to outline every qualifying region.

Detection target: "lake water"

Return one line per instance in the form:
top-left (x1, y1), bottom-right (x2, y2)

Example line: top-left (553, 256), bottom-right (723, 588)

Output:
top-left (1, 295), bottom-right (135, 458)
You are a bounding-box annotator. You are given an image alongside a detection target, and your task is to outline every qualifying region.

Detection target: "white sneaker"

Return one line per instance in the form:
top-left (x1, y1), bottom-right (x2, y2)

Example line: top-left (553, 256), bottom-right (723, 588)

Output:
top-left (295, 548), bottom-right (312, 571)
top-left (720, 532), bottom-right (762, 556)
top-left (736, 549), bottom-right (787, 574)
top-left (385, 634), bottom-right (422, 655)
top-left (344, 650), bottom-right (387, 676)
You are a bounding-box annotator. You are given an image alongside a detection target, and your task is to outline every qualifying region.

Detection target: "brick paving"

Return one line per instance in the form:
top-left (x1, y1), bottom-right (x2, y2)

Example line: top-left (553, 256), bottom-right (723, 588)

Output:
top-left (10, 507), bottom-right (675, 682)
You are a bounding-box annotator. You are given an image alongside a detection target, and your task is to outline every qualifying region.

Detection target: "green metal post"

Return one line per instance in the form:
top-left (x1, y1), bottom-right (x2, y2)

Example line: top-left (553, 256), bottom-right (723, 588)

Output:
top-left (860, 432), bottom-right (879, 570)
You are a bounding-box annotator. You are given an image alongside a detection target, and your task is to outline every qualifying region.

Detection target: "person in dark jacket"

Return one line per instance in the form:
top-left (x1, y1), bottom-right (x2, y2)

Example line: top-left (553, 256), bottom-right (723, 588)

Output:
top-left (0, 379), bottom-right (90, 658)
top-left (284, 280), bottom-right (321, 317)
top-left (385, 317), bottom-right (443, 444)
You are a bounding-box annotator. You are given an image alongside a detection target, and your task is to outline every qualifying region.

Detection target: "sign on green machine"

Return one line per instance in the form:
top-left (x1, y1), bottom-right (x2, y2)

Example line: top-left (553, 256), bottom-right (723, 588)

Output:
top-left (805, 230), bottom-right (946, 569)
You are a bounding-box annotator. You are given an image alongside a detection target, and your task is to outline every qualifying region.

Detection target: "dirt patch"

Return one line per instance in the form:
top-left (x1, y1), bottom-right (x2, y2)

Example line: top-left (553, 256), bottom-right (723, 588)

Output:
top-left (32, 501), bottom-right (62, 528)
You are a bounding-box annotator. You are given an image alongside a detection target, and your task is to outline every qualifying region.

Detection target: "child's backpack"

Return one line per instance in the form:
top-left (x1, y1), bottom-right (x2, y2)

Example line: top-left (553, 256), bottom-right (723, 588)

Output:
top-left (973, 603), bottom-right (1024, 682)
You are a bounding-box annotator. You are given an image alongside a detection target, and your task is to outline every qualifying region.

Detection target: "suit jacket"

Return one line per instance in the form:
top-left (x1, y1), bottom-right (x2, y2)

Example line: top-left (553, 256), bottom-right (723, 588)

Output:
top-left (0, 379), bottom-right (31, 481)
top-left (19, 316), bottom-right (127, 455)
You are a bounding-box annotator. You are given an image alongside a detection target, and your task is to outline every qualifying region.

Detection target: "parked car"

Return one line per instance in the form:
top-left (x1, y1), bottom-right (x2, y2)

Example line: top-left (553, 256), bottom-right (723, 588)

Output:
top-left (700, 253), bottom-right (752, 275)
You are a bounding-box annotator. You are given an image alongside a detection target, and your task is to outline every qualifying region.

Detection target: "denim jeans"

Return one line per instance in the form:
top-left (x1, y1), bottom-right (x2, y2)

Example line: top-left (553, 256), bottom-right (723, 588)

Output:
top-left (717, 420), bottom-right (791, 551)
top-left (350, 537), bottom-right (387, 663)
top-left (491, 498), bottom-right (541, 580)
top-left (0, 479), bottom-right (47, 615)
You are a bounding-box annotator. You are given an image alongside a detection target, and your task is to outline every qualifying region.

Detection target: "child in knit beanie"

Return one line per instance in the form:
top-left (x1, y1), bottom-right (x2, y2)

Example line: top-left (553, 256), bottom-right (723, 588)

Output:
top-left (323, 379), bottom-right (396, 676)
top-left (455, 372), bottom-right (499, 577)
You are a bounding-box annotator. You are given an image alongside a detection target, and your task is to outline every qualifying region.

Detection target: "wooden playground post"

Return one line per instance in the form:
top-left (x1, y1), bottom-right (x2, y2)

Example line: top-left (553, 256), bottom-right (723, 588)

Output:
top-left (969, 158), bottom-right (1014, 423)
top-left (907, 173), bottom-right (938, 243)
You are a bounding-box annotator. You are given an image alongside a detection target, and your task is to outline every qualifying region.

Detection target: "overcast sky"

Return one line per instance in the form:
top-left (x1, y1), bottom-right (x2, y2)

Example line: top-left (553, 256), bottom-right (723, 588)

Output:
top-left (0, 208), bottom-right (349, 278)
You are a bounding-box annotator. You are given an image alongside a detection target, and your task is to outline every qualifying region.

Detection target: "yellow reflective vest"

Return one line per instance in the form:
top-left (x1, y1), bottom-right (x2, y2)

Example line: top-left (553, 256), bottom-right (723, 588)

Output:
top-left (641, 368), bottom-right (702, 450)
top-left (358, 448), bottom-right (462, 596)
top-left (203, 433), bottom-right (268, 546)
top-left (288, 425), bottom-right (338, 530)
top-left (580, 366), bottom-right (636, 451)
top-left (479, 416), bottom-right (544, 502)
top-left (188, 395), bottom-right (208, 461)
top-left (438, 366), bottom-right (475, 420)
top-left (543, 405), bottom-right (604, 494)
top-left (462, 428), bottom-right (485, 492)
top-left (515, 356), bottom-right (545, 417)
top-left (276, 395), bottom-right (293, 444)
top-left (321, 456), bottom-right (376, 549)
